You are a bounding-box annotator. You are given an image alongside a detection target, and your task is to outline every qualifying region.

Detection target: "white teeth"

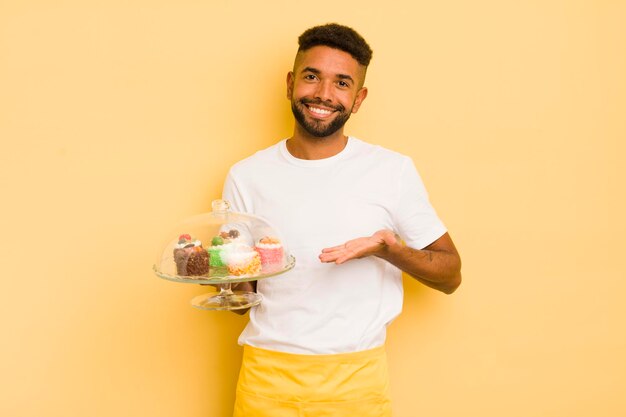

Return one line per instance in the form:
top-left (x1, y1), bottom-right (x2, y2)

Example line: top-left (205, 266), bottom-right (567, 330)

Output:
top-left (309, 106), bottom-right (332, 115)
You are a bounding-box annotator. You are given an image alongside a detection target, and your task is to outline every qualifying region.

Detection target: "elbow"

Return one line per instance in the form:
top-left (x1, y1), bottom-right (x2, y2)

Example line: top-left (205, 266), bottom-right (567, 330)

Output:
top-left (441, 271), bottom-right (462, 294)
top-left (441, 256), bottom-right (462, 294)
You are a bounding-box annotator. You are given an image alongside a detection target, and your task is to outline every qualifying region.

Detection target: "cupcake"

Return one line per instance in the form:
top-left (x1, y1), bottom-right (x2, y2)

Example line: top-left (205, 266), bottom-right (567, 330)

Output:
top-left (207, 229), bottom-right (241, 268)
top-left (173, 234), bottom-right (209, 276)
top-left (255, 236), bottom-right (284, 272)
top-left (223, 244), bottom-right (262, 276)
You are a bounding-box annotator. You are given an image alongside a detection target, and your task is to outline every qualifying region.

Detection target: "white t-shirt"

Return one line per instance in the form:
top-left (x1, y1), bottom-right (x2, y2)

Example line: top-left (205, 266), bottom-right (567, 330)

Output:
top-left (222, 137), bottom-right (446, 354)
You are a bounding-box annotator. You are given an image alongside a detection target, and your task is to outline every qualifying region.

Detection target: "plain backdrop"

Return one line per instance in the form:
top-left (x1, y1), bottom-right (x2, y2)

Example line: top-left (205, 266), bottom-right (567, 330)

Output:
top-left (1, 1), bottom-right (625, 416)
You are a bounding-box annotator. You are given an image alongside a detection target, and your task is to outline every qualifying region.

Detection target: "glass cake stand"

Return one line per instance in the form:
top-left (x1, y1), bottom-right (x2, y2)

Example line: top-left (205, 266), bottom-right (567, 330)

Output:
top-left (153, 200), bottom-right (295, 311)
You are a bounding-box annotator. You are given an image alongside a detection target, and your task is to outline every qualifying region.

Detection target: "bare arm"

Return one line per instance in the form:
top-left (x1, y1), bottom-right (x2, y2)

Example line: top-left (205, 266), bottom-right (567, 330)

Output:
top-left (319, 230), bottom-right (462, 294)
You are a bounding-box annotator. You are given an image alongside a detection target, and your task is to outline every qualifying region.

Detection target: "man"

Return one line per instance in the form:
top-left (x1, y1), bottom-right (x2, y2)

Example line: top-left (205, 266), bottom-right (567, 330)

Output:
top-left (223, 23), bottom-right (461, 417)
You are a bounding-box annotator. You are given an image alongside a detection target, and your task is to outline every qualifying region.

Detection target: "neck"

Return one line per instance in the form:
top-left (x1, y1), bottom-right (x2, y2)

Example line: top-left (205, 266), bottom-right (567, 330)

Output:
top-left (286, 126), bottom-right (348, 160)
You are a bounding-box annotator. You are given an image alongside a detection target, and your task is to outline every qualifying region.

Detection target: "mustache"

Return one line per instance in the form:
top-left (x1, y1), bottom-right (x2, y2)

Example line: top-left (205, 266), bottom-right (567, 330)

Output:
top-left (299, 98), bottom-right (345, 112)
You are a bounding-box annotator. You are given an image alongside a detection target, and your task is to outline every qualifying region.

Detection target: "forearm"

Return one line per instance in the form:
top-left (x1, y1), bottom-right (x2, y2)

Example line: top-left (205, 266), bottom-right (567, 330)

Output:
top-left (319, 230), bottom-right (462, 294)
top-left (376, 237), bottom-right (462, 294)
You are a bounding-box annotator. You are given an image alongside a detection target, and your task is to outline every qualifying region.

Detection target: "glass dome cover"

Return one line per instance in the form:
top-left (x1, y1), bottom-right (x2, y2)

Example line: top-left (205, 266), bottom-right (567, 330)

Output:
top-left (154, 200), bottom-right (295, 285)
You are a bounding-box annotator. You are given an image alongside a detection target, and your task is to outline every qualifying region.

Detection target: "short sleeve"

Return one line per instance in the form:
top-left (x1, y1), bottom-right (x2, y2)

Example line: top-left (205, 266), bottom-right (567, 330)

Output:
top-left (222, 169), bottom-right (252, 214)
top-left (392, 157), bottom-right (447, 249)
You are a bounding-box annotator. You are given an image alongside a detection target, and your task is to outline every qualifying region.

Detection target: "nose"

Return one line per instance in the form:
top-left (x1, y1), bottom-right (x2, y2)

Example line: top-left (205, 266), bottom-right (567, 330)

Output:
top-left (314, 79), bottom-right (333, 102)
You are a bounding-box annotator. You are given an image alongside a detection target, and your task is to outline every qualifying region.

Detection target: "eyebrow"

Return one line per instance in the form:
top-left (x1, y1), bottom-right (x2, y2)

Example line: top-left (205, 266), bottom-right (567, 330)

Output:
top-left (302, 66), bottom-right (355, 84)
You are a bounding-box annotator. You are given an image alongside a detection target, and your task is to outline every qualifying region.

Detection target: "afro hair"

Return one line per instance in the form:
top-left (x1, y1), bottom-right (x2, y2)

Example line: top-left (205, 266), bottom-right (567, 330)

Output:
top-left (298, 23), bottom-right (373, 67)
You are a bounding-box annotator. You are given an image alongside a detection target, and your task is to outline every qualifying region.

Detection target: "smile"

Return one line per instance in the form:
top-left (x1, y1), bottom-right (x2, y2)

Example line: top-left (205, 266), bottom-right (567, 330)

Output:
top-left (306, 105), bottom-right (334, 117)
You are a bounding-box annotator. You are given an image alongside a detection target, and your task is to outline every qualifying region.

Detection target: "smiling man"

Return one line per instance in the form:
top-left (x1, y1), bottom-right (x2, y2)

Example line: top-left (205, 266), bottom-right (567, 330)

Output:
top-left (288, 45), bottom-right (367, 141)
top-left (223, 23), bottom-right (461, 417)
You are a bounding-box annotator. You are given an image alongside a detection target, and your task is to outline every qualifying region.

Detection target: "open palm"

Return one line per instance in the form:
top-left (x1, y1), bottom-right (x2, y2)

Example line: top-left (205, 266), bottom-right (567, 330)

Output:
top-left (319, 230), bottom-right (398, 264)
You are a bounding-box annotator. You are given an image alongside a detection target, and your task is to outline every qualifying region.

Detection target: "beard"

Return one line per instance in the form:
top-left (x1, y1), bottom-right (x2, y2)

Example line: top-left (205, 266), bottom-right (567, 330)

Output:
top-left (291, 97), bottom-right (353, 138)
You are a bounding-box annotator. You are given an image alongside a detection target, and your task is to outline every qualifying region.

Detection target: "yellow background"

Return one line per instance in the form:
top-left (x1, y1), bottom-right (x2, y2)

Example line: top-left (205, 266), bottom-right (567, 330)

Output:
top-left (1, 1), bottom-right (625, 416)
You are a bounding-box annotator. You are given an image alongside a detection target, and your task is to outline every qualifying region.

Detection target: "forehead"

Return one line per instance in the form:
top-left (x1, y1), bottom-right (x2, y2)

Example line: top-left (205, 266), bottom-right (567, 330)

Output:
top-left (294, 45), bottom-right (365, 80)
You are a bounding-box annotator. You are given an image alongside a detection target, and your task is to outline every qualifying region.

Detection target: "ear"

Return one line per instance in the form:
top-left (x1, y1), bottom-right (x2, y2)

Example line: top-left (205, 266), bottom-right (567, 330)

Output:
top-left (286, 71), bottom-right (294, 99)
top-left (351, 87), bottom-right (368, 114)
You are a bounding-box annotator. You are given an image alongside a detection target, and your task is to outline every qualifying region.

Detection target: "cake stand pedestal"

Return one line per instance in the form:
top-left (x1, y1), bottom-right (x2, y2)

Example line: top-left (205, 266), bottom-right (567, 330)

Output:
top-left (191, 285), bottom-right (261, 311)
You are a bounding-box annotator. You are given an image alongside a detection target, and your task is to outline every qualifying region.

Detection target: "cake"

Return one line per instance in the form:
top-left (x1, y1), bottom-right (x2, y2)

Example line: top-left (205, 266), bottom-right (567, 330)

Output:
top-left (222, 244), bottom-right (262, 276)
top-left (255, 236), bottom-right (284, 272)
top-left (207, 229), bottom-right (240, 268)
top-left (173, 234), bottom-right (209, 276)
top-left (208, 226), bottom-right (252, 268)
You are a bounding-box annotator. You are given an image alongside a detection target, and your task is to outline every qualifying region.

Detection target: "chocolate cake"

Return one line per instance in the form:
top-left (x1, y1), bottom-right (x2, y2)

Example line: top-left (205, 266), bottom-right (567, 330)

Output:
top-left (173, 234), bottom-right (209, 276)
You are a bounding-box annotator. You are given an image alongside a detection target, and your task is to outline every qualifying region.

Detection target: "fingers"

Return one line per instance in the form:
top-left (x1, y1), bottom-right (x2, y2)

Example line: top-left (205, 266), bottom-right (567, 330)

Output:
top-left (319, 253), bottom-right (341, 263)
top-left (319, 252), bottom-right (349, 264)
top-left (320, 236), bottom-right (378, 264)
top-left (321, 245), bottom-right (345, 253)
top-left (319, 249), bottom-right (339, 263)
top-left (319, 245), bottom-right (357, 264)
top-left (320, 243), bottom-right (348, 263)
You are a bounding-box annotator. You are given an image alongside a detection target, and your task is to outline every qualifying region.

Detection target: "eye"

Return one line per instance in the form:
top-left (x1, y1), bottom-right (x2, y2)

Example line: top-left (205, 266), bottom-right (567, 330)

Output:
top-left (304, 74), bottom-right (318, 81)
top-left (337, 80), bottom-right (350, 88)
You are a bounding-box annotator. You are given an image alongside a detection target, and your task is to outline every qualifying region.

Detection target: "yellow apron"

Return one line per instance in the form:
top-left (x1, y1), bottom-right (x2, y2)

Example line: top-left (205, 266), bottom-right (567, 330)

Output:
top-left (233, 345), bottom-right (393, 417)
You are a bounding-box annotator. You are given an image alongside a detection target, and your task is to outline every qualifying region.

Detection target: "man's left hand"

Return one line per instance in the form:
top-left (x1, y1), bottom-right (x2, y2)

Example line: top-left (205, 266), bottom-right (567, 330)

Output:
top-left (319, 229), bottom-right (399, 264)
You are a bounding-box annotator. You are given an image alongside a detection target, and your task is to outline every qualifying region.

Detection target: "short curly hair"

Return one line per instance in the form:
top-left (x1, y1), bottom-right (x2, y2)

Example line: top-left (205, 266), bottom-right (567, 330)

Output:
top-left (298, 23), bottom-right (373, 67)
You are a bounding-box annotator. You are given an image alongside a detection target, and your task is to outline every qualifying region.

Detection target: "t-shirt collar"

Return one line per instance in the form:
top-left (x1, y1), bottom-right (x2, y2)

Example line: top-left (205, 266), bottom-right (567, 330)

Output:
top-left (279, 136), bottom-right (355, 167)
